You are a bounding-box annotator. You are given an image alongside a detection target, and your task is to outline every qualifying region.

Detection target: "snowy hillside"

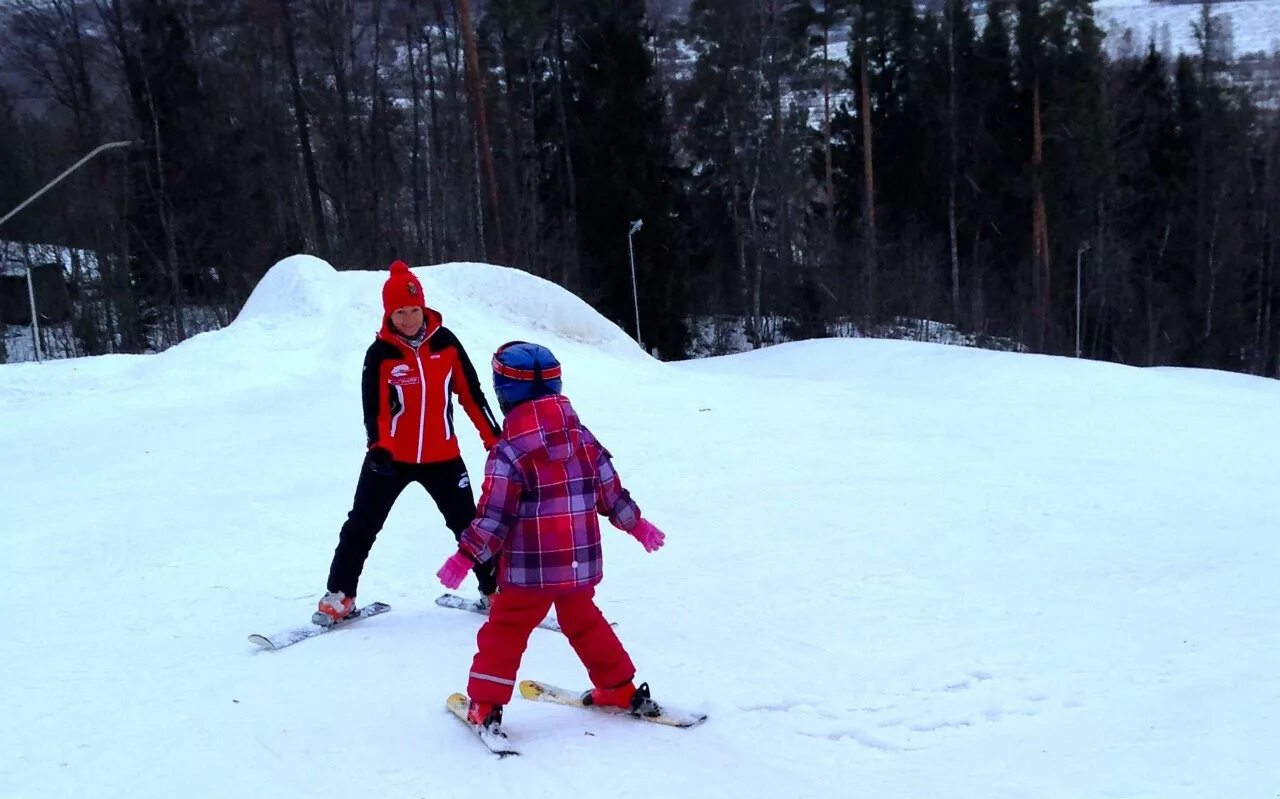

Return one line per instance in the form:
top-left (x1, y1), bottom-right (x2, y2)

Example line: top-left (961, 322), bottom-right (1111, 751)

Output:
top-left (2, 256), bottom-right (1279, 798)
top-left (1098, 0), bottom-right (1280, 57)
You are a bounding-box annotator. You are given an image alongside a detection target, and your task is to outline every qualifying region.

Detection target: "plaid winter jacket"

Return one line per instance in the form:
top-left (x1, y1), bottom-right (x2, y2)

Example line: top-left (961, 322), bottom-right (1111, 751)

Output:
top-left (458, 394), bottom-right (641, 591)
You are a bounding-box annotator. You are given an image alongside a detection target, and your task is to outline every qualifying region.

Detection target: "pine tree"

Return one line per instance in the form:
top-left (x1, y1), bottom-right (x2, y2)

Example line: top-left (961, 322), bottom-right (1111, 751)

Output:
top-left (679, 0), bottom-right (819, 343)
top-left (1108, 46), bottom-right (1194, 365)
top-left (555, 0), bottom-right (688, 357)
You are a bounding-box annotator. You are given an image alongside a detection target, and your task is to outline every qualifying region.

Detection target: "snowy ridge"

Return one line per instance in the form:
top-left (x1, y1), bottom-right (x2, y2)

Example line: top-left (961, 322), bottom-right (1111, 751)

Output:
top-left (2, 254), bottom-right (1278, 798)
top-left (233, 255), bottom-right (644, 356)
top-left (1098, 0), bottom-right (1280, 58)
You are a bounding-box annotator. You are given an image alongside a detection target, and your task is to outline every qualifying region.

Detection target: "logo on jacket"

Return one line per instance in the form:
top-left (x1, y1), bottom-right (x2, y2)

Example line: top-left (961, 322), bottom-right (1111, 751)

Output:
top-left (389, 363), bottom-right (420, 386)
top-left (458, 473), bottom-right (470, 489)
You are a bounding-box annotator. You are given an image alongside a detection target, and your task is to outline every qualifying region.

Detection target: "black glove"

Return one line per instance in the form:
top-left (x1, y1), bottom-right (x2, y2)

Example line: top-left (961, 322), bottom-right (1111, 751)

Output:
top-left (365, 447), bottom-right (397, 477)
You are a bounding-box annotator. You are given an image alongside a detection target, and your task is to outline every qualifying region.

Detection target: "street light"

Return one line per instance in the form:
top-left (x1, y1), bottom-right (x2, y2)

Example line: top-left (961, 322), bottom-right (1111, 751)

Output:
top-left (23, 253), bottom-right (46, 363)
top-left (0, 139), bottom-right (136, 363)
top-left (627, 219), bottom-right (644, 350)
top-left (0, 140), bottom-right (135, 230)
top-left (1076, 240), bottom-right (1091, 359)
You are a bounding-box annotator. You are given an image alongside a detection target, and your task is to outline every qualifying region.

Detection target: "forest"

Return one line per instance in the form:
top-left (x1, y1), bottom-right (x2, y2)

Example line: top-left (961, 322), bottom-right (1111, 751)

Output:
top-left (1, 0), bottom-right (1277, 375)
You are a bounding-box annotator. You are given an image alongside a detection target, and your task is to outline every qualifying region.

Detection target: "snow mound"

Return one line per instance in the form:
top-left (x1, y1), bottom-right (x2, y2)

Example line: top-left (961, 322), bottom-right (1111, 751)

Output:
top-left (0, 255), bottom-right (652, 400)
top-left (229, 256), bottom-right (644, 359)
top-left (235, 254), bottom-right (347, 325)
top-left (125, 255), bottom-right (650, 389)
top-left (413, 262), bottom-right (642, 356)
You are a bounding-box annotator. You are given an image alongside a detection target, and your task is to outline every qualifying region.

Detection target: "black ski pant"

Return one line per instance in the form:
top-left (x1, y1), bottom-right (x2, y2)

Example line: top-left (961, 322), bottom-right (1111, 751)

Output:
top-left (326, 456), bottom-right (497, 598)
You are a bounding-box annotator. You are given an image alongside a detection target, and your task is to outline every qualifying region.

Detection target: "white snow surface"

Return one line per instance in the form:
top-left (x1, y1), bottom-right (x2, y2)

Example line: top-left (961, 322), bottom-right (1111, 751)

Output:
top-left (2, 256), bottom-right (1279, 798)
top-left (1098, 0), bottom-right (1280, 58)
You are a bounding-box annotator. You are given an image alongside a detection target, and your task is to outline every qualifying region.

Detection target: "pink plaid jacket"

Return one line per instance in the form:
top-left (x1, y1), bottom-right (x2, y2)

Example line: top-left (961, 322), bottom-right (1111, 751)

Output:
top-left (458, 394), bottom-right (641, 591)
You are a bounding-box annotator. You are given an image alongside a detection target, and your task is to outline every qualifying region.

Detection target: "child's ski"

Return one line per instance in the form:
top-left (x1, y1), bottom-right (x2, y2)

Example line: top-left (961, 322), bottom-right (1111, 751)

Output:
top-left (248, 602), bottom-right (391, 650)
top-left (518, 679), bottom-right (707, 728)
top-left (446, 693), bottom-right (520, 757)
top-left (436, 593), bottom-right (619, 633)
top-left (435, 592), bottom-right (560, 631)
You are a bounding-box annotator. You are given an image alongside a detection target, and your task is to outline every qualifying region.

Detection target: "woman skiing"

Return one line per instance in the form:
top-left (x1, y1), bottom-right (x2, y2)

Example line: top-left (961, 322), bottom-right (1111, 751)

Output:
top-left (436, 340), bottom-right (668, 732)
top-left (315, 261), bottom-right (503, 626)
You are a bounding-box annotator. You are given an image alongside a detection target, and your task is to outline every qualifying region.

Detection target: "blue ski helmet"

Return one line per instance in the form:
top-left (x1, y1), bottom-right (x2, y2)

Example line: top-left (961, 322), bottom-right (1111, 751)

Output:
top-left (492, 341), bottom-right (563, 413)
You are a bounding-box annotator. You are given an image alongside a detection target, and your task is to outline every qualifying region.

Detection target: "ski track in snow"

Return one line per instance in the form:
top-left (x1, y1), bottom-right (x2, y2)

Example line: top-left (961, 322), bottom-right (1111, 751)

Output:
top-left (737, 670), bottom-right (1060, 752)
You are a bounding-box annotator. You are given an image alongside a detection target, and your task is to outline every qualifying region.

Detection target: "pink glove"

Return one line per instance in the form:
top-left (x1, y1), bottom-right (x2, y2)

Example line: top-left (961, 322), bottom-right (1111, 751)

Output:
top-left (628, 519), bottom-right (665, 553)
top-left (437, 552), bottom-right (472, 590)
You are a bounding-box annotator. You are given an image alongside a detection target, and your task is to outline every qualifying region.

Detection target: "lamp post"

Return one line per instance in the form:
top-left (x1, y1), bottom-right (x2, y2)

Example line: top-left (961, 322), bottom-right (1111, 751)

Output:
top-left (23, 250), bottom-right (44, 363)
top-left (0, 140), bottom-right (135, 230)
top-left (627, 219), bottom-right (644, 349)
top-left (1075, 240), bottom-right (1091, 359)
top-left (0, 140), bottom-right (135, 364)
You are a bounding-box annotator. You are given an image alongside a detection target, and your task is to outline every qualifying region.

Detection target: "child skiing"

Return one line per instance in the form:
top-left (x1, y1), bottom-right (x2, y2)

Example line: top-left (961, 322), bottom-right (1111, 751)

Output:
top-left (436, 341), bottom-right (668, 735)
top-left (314, 261), bottom-right (502, 626)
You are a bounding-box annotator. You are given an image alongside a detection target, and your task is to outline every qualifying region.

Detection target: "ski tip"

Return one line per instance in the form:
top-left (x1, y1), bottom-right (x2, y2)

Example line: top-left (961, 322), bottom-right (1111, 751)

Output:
top-left (517, 680), bottom-right (544, 700)
top-left (446, 692), bottom-right (469, 712)
top-left (247, 634), bottom-right (275, 650)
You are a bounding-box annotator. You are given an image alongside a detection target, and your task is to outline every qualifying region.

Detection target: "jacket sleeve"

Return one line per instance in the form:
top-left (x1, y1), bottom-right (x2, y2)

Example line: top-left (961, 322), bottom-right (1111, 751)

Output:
top-left (459, 447), bottom-right (523, 564)
top-left (443, 328), bottom-right (502, 449)
top-left (361, 342), bottom-right (387, 449)
top-left (583, 427), bottom-right (641, 532)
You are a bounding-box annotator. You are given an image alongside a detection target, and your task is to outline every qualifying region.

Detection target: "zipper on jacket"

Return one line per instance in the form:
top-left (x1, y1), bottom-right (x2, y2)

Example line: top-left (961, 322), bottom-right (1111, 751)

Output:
top-left (415, 350), bottom-right (427, 462)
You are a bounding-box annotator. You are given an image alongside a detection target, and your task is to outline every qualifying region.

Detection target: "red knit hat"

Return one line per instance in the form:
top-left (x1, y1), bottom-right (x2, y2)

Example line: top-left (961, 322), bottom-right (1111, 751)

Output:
top-left (382, 260), bottom-right (425, 315)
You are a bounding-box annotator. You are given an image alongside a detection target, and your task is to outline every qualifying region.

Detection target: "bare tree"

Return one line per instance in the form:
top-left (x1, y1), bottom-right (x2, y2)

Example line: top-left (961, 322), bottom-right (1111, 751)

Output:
top-left (278, 0), bottom-right (328, 253)
top-left (457, 0), bottom-right (505, 263)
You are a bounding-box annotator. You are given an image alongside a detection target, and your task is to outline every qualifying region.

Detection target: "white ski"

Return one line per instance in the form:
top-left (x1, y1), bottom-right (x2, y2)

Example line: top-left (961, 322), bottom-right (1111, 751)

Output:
top-left (518, 679), bottom-right (707, 728)
top-left (446, 693), bottom-right (520, 757)
top-left (435, 593), bottom-right (563, 632)
top-left (248, 602), bottom-right (391, 650)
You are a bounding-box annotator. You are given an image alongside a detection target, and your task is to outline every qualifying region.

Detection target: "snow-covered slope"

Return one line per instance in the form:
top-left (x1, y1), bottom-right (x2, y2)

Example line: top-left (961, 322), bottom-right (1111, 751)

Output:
top-left (2, 256), bottom-right (1278, 799)
top-left (1098, 0), bottom-right (1280, 58)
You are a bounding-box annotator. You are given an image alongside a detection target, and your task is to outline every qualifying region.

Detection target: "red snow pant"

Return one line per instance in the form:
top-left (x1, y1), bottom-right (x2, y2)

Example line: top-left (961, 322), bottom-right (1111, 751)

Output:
top-left (467, 585), bottom-right (634, 705)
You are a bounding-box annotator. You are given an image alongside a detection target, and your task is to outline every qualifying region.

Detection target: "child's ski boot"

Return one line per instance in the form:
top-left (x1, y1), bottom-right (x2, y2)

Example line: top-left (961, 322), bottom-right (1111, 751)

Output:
top-left (582, 681), bottom-right (660, 717)
top-left (467, 700), bottom-right (504, 733)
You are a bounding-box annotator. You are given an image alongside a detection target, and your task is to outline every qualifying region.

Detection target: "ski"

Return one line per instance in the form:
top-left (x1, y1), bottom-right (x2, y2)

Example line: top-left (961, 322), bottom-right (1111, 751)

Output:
top-left (435, 593), bottom-right (619, 633)
top-left (446, 693), bottom-right (520, 757)
top-left (518, 679), bottom-right (708, 728)
top-left (248, 602), bottom-right (391, 650)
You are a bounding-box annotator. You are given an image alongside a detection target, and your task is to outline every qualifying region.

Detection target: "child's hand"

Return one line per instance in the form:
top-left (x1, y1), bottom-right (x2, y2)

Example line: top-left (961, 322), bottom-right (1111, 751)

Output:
top-left (628, 519), bottom-right (666, 553)
top-left (436, 551), bottom-right (472, 590)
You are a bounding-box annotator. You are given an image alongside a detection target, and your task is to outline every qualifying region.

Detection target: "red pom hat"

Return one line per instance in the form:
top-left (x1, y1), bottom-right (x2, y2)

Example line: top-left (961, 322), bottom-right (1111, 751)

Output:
top-left (382, 260), bottom-right (425, 315)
